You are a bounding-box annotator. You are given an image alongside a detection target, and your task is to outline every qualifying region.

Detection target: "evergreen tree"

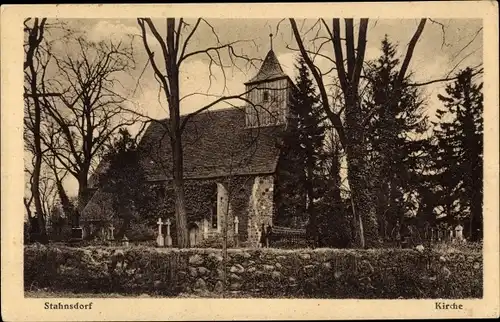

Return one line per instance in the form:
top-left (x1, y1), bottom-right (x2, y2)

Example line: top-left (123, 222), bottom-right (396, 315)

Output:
top-left (430, 67), bottom-right (483, 241)
top-left (98, 128), bottom-right (154, 239)
top-left (316, 128), bottom-right (352, 247)
top-left (362, 36), bottom-right (429, 238)
top-left (279, 56), bottom-right (325, 244)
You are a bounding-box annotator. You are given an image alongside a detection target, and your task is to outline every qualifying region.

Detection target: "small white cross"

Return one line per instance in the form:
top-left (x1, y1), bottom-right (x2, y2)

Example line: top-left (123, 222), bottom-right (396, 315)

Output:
top-left (164, 218), bottom-right (171, 236)
top-left (234, 216), bottom-right (239, 234)
top-left (157, 218), bottom-right (163, 235)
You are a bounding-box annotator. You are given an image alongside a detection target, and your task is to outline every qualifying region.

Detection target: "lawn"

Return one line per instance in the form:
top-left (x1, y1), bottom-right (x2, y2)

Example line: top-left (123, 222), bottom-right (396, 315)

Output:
top-left (25, 289), bottom-right (290, 299)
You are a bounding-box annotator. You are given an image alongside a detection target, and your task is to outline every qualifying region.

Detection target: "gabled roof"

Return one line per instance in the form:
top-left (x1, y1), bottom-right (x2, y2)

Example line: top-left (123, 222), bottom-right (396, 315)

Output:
top-left (81, 107), bottom-right (284, 222)
top-left (139, 107), bottom-right (284, 181)
top-left (88, 160), bottom-right (110, 190)
top-left (245, 50), bottom-right (288, 85)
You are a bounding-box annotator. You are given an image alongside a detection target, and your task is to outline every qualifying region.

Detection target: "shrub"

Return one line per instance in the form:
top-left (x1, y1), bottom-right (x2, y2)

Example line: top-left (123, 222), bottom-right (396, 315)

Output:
top-left (196, 235), bottom-right (235, 249)
top-left (125, 222), bottom-right (156, 241)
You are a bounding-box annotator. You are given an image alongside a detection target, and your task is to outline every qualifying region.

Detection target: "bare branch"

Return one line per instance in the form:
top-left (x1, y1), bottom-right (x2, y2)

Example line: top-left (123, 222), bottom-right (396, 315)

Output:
top-left (289, 18), bottom-right (347, 147)
top-left (407, 67), bottom-right (483, 87)
top-left (429, 18), bottom-right (450, 49)
top-left (397, 19), bottom-right (427, 86)
top-left (450, 27), bottom-right (483, 62)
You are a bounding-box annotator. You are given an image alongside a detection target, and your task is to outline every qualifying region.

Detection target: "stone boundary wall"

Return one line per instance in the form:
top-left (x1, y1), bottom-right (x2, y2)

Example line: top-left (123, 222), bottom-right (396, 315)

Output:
top-left (24, 245), bottom-right (482, 298)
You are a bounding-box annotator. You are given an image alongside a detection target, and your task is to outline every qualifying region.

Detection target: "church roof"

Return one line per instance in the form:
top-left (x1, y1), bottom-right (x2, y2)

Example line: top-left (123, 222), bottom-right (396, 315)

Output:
top-left (138, 107), bottom-right (284, 181)
top-left (245, 50), bottom-right (288, 85)
top-left (82, 108), bottom-right (284, 222)
top-left (87, 107), bottom-right (283, 190)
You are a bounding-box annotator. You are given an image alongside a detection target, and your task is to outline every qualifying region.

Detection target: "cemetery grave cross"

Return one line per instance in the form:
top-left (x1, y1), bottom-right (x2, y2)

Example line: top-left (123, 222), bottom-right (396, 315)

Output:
top-left (156, 218), bottom-right (165, 247)
top-left (234, 216), bottom-right (239, 234)
top-left (164, 218), bottom-right (172, 247)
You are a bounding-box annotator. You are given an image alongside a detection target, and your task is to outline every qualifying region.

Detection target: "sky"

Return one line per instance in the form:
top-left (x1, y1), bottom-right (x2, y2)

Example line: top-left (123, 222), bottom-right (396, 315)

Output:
top-left (31, 18), bottom-right (483, 198)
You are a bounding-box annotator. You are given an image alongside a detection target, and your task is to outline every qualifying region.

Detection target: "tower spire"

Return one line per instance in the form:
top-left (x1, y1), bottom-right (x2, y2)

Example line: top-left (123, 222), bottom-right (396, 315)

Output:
top-left (269, 33), bottom-right (273, 51)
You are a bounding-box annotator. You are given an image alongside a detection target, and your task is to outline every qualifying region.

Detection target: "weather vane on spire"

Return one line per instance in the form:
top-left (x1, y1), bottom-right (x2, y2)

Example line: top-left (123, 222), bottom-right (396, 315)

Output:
top-left (269, 33), bottom-right (273, 51)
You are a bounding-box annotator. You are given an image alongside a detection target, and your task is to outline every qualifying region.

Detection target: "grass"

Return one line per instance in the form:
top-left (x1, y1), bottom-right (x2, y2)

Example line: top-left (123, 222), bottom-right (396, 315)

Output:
top-left (25, 290), bottom-right (159, 298)
top-left (25, 289), bottom-right (307, 299)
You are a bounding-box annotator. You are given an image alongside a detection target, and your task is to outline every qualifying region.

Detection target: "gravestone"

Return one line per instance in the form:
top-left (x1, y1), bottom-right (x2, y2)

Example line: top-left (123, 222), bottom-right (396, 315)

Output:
top-left (234, 216), bottom-right (239, 247)
top-left (156, 218), bottom-right (164, 247)
top-left (455, 224), bottom-right (464, 241)
top-left (164, 218), bottom-right (172, 247)
top-left (109, 224), bottom-right (115, 241)
top-left (70, 227), bottom-right (83, 241)
top-left (122, 235), bottom-right (129, 247)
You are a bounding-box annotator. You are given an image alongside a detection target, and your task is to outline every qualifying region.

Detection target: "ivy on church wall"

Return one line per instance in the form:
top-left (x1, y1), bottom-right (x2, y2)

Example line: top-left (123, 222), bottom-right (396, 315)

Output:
top-left (145, 180), bottom-right (217, 223)
top-left (141, 176), bottom-right (255, 244)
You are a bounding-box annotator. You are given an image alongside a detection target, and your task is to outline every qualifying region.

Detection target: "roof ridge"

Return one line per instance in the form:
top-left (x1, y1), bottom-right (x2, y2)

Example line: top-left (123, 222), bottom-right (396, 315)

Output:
top-left (153, 106), bottom-right (246, 123)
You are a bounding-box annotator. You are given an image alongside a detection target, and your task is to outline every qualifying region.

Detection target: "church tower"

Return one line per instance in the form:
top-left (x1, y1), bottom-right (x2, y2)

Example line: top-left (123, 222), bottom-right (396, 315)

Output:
top-left (244, 34), bottom-right (293, 128)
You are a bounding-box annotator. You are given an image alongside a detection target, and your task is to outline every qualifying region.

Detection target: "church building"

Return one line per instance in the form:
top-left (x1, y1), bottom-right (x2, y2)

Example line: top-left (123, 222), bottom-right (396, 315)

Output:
top-left (81, 44), bottom-right (297, 247)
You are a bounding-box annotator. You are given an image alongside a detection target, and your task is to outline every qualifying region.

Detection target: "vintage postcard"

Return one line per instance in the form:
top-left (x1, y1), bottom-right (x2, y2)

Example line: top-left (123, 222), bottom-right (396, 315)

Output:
top-left (1, 2), bottom-right (499, 321)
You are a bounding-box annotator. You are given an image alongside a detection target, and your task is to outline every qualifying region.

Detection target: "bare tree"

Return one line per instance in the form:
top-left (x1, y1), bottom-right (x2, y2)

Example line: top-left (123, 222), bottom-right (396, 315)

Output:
top-left (38, 35), bottom-right (137, 226)
top-left (288, 18), bottom-right (482, 248)
top-left (24, 17), bottom-right (49, 242)
top-left (136, 18), bottom-right (262, 248)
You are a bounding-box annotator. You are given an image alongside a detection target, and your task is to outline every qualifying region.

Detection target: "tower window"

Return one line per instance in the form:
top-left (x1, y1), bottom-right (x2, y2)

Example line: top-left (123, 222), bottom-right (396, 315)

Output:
top-left (263, 91), bottom-right (269, 102)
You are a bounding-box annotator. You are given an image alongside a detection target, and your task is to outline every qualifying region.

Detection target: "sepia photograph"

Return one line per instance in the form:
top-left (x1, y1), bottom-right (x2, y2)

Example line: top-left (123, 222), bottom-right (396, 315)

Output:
top-left (2, 2), bottom-right (499, 321)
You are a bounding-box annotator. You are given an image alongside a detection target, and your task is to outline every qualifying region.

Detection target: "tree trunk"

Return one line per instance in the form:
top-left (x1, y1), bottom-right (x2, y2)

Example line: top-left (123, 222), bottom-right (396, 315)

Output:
top-left (31, 154), bottom-right (48, 243)
top-left (75, 181), bottom-right (88, 228)
top-left (305, 154), bottom-right (318, 247)
top-left (54, 171), bottom-right (75, 222)
top-left (172, 137), bottom-right (189, 248)
top-left (27, 23), bottom-right (48, 243)
top-left (345, 98), bottom-right (380, 248)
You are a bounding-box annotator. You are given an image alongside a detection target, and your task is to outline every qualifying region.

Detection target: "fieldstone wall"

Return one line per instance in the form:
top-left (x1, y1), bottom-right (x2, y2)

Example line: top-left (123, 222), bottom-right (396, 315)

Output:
top-left (25, 245), bottom-right (483, 299)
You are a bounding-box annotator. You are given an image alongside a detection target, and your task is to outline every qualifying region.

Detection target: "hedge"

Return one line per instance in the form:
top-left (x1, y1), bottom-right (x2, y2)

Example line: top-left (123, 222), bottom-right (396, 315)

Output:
top-left (24, 244), bottom-right (482, 298)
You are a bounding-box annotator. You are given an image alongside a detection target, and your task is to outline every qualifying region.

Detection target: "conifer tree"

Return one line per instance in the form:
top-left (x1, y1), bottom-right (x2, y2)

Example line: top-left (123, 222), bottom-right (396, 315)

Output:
top-left (97, 128), bottom-right (154, 239)
top-left (279, 56), bottom-right (325, 244)
top-left (316, 128), bottom-right (352, 247)
top-left (430, 68), bottom-right (483, 241)
top-left (363, 36), bottom-right (429, 237)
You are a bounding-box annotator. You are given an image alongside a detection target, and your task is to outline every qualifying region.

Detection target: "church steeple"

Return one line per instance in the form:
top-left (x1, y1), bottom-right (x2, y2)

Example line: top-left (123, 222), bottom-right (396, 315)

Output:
top-left (244, 50), bottom-right (287, 85)
top-left (244, 35), bottom-right (293, 128)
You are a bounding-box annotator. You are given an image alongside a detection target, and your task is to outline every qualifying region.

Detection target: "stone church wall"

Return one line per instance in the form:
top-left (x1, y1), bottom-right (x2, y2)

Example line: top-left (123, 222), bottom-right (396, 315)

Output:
top-left (247, 175), bottom-right (275, 246)
top-left (227, 178), bottom-right (254, 243)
